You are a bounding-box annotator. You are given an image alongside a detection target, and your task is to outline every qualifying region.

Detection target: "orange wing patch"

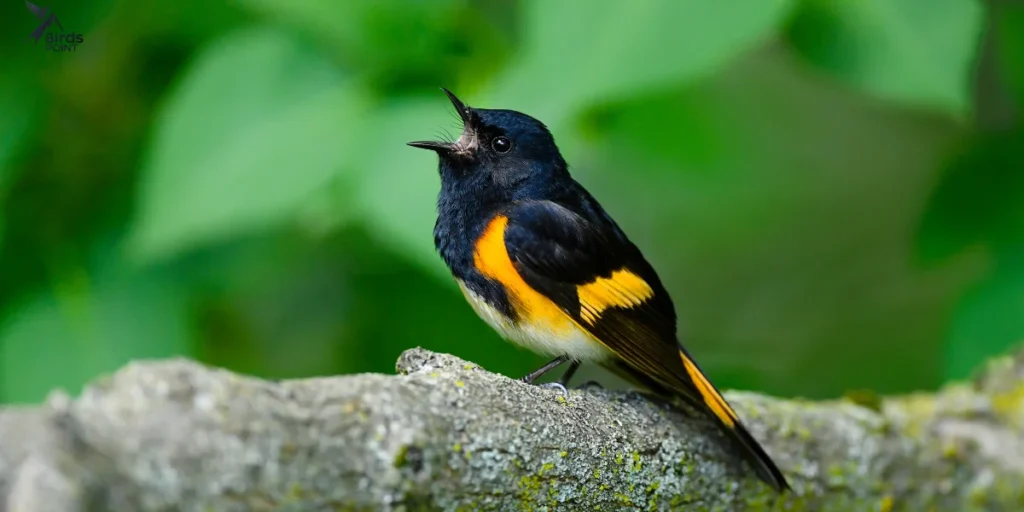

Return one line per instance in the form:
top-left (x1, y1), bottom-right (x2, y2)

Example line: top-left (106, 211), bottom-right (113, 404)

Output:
top-left (681, 353), bottom-right (737, 428)
top-left (473, 215), bottom-right (571, 328)
top-left (577, 270), bottom-right (654, 324)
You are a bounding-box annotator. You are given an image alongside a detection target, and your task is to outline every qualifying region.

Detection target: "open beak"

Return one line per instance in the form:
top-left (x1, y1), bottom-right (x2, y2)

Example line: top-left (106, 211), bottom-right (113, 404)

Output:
top-left (441, 87), bottom-right (471, 124)
top-left (407, 88), bottom-right (473, 153)
top-left (406, 140), bottom-right (452, 152)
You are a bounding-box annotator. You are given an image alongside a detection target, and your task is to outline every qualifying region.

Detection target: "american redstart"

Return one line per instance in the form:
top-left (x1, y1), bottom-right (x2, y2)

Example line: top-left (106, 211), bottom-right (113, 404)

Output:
top-left (408, 89), bottom-right (789, 492)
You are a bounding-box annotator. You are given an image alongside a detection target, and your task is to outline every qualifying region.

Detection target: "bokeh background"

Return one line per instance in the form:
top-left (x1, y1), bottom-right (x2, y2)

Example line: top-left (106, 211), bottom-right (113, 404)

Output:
top-left (1, 0), bottom-right (1021, 405)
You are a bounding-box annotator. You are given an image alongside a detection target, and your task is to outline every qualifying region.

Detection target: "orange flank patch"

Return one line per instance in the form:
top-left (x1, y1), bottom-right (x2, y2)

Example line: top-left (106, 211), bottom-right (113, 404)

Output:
top-left (576, 270), bottom-right (654, 324)
top-left (473, 215), bottom-right (572, 329)
top-left (680, 353), bottom-right (737, 428)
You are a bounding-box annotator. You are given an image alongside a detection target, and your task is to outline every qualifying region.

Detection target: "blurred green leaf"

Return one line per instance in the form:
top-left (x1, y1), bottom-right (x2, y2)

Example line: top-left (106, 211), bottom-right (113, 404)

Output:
top-left (134, 0), bottom-right (247, 44)
top-left (128, 26), bottom-right (363, 263)
top-left (995, 4), bottom-right (1024, 105)
top-left (485, 0), bottom-right (796, 125)
top-left (0, 65), bottom-right (44, 255)
top-left (233, 0), bottom-right (378, 50)
top-left (295, 175), bottom-right (359, 238)
top-left (916, 132), bottom-right (1024, 380)
top-left (0, 68), bottom-right (42, 191)
top-left (787, 0), bottom-right (982, 117)
top-left (0, 264), bottom-right (190, 404)
top-left (945, 248), bottom-right (1024, 380)
top-left (235, 0), bottom-right (493, 92)
top-left (916, 132), bottom-right (1024, 265)
top-left (356, 97), bottom-right (453, 277)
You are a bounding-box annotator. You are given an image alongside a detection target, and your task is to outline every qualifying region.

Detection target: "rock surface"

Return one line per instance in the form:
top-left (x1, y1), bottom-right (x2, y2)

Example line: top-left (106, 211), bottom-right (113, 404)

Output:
top-left (2, 347), bottom-right (1024, 511)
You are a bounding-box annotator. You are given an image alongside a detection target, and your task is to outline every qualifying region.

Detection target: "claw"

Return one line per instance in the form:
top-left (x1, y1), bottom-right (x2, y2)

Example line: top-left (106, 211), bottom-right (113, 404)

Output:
top-left (575, 380), bottom-right (604, 390)
top-left (537, 382), bottom-right (570, 399)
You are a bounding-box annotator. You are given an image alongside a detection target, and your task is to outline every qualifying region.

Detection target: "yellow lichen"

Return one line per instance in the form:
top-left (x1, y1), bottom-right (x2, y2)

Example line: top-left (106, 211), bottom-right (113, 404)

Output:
top-left (517, 474), bottom-right (543, 510)
top-left (614, 492), bottom-right (632, 506)
top-left (286, 482), bottom-right (303, 501)
top-left (991, 382), bottom-right (1024, 425)
top-left (942, 441), bottom-right (959, 459)
top-left (880, 494), bottom-right (894, 512)
top-left (844, 389), bottom-right (884, 412)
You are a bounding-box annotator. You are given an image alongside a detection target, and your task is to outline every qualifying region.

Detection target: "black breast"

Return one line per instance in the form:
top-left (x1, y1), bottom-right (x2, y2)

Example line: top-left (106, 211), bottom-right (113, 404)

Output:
top-left (434, 179), bottom-right (516, 319)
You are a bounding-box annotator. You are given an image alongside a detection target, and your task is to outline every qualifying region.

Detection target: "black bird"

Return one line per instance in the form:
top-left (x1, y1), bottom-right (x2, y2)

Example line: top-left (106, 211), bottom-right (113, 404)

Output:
top-left (408, 89), bottom-right (790, 492)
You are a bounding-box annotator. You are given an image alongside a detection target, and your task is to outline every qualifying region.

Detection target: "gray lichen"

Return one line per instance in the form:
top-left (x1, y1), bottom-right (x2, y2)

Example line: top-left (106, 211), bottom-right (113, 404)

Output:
top-left (1, 347), bottom-right (1024, 511)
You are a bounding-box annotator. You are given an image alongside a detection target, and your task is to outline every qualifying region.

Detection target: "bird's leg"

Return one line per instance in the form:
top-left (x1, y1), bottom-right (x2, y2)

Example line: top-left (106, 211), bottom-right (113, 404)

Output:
top-left (520, 356), bottom-right (569, 384)
top-left (520, 356), bottom-right (574, 398)
top-left (551, 361), bottom-right (604, 391)
top-left (556, 361), bottom-right (580, 387)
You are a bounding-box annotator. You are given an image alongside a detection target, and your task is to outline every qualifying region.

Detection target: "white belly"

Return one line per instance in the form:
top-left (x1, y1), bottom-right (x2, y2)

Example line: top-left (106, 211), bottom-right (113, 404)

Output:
top-left (457, 282), bottom-right (613, 363)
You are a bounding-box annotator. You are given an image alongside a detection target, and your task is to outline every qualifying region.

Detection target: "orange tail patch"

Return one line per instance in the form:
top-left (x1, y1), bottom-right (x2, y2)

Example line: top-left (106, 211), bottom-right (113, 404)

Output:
top-left (680, 352), bottom-right (737, 428)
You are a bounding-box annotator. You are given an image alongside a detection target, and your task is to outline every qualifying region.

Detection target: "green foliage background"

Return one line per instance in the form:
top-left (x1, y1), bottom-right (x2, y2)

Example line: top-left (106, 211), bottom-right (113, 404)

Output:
top-left (1, 0), bottom-right (1021, 404)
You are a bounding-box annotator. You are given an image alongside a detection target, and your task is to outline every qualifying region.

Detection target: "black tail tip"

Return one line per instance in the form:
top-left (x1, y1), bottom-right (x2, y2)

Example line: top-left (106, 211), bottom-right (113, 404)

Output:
top-left (753, 464), bottom-right (791, 493)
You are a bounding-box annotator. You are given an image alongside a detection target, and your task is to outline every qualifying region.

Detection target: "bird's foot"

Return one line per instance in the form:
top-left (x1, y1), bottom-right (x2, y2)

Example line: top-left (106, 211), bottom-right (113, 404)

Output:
top-left (520, 376), bottom-right (569, 399)
top-left (526, 381), bottom-right (570, 400)
top-left (574, 380), bottom-right (604, 390)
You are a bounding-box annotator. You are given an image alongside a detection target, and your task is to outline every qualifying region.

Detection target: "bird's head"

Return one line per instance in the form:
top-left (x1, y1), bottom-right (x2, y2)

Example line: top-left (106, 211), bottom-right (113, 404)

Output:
top-left (408, 89), bottom-right (568, 197)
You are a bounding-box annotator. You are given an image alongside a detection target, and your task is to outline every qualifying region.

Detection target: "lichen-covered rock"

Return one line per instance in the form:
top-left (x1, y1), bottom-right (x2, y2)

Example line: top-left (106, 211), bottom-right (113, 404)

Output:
top-left (2, 347), bottom-right (1024, 511)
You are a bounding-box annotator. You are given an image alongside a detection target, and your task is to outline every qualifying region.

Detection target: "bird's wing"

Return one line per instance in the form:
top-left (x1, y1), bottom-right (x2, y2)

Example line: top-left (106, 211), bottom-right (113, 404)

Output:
top-left (503, 200), bottom-right (699, 394)
top-left (502, 199), bottom-right (789, 491)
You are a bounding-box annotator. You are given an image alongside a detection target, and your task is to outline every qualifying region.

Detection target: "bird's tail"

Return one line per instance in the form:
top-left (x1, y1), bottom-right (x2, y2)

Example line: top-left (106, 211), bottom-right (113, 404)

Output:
top-left (607, 352), bottom-right (790, 492)
top-left (715, 407), bottom-right (791, 492)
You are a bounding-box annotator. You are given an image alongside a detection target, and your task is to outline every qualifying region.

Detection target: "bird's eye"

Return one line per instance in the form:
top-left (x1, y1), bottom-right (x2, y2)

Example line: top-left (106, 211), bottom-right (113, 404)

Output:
top-left (491, 136), bottom-right (512, 154)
